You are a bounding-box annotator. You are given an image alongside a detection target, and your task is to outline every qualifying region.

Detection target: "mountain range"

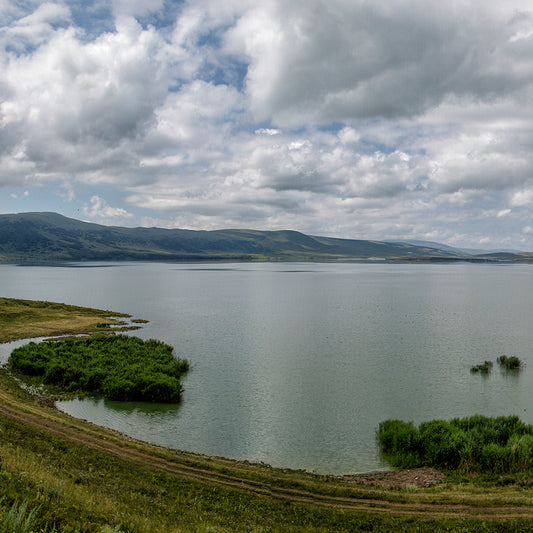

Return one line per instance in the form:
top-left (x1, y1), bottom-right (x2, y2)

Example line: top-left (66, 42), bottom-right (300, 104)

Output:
top-left (0, 212), bottom-right (531, 263)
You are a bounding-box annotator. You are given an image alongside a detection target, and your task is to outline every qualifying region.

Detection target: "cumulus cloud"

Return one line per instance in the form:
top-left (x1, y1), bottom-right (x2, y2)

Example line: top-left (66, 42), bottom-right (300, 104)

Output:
top-left (82, 195), bottom-right (133, 225)
top-left (1, 0), bottom-right (533, 248)
top-left (1, 11), bottom-right (175, 185)
top-left (511, 188), bottom-right (533, 207)
top-left (226, 0), bottom-right (533, 126)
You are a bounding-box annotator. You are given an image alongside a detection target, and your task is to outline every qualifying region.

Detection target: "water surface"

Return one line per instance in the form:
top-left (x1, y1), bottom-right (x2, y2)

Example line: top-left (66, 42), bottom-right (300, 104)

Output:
top-left (1, 261), bottom-right (532, 473)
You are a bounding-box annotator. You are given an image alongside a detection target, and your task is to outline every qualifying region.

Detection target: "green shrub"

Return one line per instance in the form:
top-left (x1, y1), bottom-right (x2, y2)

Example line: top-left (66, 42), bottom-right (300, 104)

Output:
top-left (377, 420), bottom-right (420, 468)
top-left (9, 334), bottom-right (189, 403)
top-left (470, 360), bottom-right (493, 374)
top-left (497, 355), bottom-right (522, 370)
top-left (377, 415), bottom-right (533, 473)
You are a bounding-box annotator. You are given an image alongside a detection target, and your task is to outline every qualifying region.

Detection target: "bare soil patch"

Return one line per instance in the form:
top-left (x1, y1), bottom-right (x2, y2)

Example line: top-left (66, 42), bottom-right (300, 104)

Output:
top-left (344, 467), bottom-right (446, 487)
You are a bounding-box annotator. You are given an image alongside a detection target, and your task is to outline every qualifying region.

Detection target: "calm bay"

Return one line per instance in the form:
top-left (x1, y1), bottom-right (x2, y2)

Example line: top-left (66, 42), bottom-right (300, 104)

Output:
top-left (1, 261), bottom-right (532, 474)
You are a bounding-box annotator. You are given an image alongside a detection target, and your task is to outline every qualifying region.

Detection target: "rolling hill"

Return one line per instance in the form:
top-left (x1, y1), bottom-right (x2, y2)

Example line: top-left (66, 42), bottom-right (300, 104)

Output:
top-left (0, 212), bottom-right (526, 263)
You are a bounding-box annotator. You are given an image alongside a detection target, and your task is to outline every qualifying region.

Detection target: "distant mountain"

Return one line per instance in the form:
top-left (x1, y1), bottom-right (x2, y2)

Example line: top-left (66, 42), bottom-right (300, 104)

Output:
top-left (0, 212), bottom-right (528, 263)
top-left (385, 239), bottom-right (466, 254)
top-left (387, 239), bottom-right (525, 256)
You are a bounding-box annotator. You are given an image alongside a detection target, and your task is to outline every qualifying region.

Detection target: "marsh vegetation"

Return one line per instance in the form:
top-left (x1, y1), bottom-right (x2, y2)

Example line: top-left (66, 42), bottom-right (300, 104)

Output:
top-left (470, 360), bottom-right (493, 374)
top-left (470, 355), bottom-right (523, 374)
top-left (9, 335), bottom-right (189, 403)
top-left (2, 297), bottom-right (533, 530)
top-left (497, 355), bottom-right (522, 370)
top-left (378, 415), bottom-right (533, 473)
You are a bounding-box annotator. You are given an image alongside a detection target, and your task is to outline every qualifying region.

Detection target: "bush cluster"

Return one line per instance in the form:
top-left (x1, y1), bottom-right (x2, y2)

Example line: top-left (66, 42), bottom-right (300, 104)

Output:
top-left (9, 334), bottom-right (189, 403)
top-left (470, 355), bottom-right (523, 375)
top-left (470, 360), bottom-right (493, 374)
top-left (497, 355), bottom-right (522, 370)
top-left (378, 415), bottom-right (533, 473)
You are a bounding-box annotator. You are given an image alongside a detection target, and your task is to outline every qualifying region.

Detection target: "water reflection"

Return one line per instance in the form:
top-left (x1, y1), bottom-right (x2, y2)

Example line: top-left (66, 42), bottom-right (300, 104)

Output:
top-left (57, 396), bottom-right (183, 447)
top-left (101, 398), bottom-right (182, 416)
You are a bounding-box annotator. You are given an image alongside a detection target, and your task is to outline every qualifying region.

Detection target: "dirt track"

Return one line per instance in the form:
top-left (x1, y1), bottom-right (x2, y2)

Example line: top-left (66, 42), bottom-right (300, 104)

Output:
top-left (2, 392), bottom-right (533, 521)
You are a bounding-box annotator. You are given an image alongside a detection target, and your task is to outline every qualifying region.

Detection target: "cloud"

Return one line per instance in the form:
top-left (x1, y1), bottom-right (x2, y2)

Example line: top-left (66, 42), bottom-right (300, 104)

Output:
top-left (10, 190), bottom-right (29, 199)
top-left (226, 0), bottom-right (533, 126)
top-left (82, 195), bottom-right (133, 224)
top-left (1, 9), bottom-right (174, 185)
top-left (255, 128), bottom-right (280, 136)
top-left (511, 188), bottom-right (533, 207)
top-left (0, 2), bottom-right (71, 52)
top-left (1, 0), bottom-right (533, 248)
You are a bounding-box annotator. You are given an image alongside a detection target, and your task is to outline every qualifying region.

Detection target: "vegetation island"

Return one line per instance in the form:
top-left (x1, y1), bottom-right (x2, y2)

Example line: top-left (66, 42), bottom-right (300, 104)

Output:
top-left (9, 335), bottom-right (189, 403)
top-left (2, 297), bottom-right (533, 531)
top-left (470, 355), bottom-right (523, 375)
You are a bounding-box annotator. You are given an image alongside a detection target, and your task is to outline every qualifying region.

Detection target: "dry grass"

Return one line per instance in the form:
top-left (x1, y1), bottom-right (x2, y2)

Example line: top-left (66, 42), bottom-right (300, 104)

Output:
top-left (0, 297), bottom-right (131, 343)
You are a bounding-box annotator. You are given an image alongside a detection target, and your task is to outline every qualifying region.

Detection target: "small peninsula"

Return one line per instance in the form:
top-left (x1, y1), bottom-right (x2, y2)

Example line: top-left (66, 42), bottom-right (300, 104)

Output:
top-left (0, 297), bottom-right (131, 343)
top-left (2, 297), bottom-right (188, 403)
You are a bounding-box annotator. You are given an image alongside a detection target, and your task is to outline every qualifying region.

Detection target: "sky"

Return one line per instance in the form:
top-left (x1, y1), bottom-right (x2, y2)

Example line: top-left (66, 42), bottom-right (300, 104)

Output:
top-left (2, 1), bottom-right (533, 250)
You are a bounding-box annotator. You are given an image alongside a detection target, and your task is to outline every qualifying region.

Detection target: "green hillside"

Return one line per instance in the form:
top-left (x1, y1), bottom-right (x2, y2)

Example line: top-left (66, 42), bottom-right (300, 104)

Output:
top-left (0, 211), bottom-right (479, 262)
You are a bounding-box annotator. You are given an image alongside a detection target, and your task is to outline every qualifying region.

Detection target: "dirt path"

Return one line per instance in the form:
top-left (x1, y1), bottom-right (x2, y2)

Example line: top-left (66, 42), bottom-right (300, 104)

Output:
top-left (2, 394), bottom-right (533, 521)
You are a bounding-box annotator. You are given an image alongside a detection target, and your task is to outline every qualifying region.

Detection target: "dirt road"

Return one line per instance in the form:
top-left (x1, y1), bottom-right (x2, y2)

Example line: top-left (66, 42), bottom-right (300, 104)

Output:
top-left (1, 388), bottom-right (533, 522)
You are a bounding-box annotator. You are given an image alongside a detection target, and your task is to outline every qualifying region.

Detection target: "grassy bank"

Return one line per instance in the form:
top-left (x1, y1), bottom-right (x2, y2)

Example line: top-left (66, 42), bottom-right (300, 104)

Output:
top-left (2, 299), bottom-right (533, 531)
top-left (0, 298), bottom-right (133, 343)
top-left (4, 368), bottom-right (533, 532)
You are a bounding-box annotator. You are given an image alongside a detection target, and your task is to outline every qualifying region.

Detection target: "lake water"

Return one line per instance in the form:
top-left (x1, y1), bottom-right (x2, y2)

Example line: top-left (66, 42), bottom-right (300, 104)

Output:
top-left (1, 261), bottom-right (533, 474)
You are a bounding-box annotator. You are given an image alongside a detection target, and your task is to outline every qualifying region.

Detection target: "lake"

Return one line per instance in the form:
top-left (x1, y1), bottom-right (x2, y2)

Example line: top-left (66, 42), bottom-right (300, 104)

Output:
top-left (1, 261), bottom-right (532, 474)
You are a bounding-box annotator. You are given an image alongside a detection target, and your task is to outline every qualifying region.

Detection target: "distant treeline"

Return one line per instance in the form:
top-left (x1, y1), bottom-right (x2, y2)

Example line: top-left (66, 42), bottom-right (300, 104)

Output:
top-left (9, 335), bottom-right (189, 403)
top-left (378, 415), bottom-right (533, 473)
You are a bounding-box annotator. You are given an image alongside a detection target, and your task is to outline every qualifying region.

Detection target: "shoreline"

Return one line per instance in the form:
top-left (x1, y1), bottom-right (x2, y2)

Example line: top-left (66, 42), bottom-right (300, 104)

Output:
top-left (3, 298), bottom-right (533, 529)
top-left (0, 297), bottom-right (432, 482)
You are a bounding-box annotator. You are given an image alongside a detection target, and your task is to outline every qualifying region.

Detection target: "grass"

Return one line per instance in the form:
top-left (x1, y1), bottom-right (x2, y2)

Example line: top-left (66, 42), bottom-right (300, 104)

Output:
top-left (0, 298), bottom-right (135, 343)
top-left (0, 498), bottom-right (46, 533)
top-left (4, 369), bottom-right (533, 532)
top-left (3, 298), bottom-right (533, 530)
top-left (3, 366), bottom-right (533, 532)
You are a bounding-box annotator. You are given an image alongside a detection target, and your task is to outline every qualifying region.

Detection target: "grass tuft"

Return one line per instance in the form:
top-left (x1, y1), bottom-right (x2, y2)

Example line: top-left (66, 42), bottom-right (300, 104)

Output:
top-left (0, 498), bottom-right (45, 533)
top-left (9, 335), bottom-right (189, 403)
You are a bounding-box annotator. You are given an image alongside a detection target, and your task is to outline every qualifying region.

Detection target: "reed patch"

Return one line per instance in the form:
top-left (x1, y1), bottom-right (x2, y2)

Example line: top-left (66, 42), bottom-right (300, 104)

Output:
top-left (378, 414), bottom-right (533, 474)
top-left (9, 335), bottom-right (189, 403)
